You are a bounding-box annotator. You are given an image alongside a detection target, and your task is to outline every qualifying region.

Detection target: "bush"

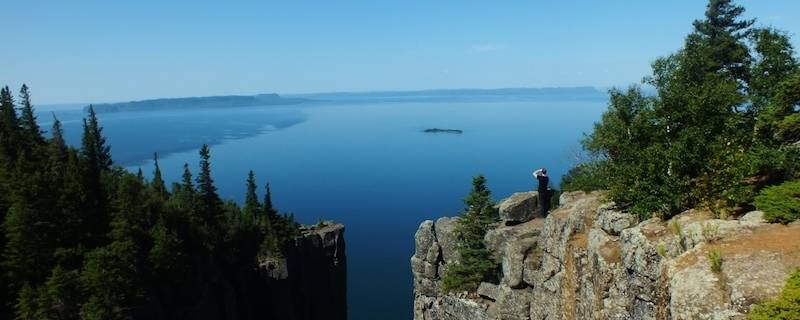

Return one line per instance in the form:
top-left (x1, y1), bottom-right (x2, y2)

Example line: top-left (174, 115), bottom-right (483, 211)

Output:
top-left (748, 269), bottom-right (800, 320)
top-left (560, 160), bottom-right (609, 192)
top-left (755, 180), bottom-right (800, 224)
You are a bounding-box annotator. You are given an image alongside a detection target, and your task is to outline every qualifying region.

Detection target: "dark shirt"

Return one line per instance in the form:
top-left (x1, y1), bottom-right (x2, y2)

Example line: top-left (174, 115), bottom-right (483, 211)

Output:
top-left (537, 175), bottom-right (549, 192)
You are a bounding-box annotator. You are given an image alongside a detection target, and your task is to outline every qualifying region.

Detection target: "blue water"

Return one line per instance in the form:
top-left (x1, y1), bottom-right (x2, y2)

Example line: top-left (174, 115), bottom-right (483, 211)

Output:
top-left (49, 99), bottom-right (606, 319)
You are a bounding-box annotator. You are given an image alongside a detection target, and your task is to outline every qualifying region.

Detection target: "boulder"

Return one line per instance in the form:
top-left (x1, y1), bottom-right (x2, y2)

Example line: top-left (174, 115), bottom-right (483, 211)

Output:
top-left (435, 217), bottom-right (461, 264)
top-left (596, 203), bottom-right (637, 236)
top-left (477, 282), bottom-right (499, 301)
top-left (497, 191), bottom-right (540, 223)
top-left (502, 238), bottom-right (537, 288)
top-left (415, 220), bottom-right (436, 257)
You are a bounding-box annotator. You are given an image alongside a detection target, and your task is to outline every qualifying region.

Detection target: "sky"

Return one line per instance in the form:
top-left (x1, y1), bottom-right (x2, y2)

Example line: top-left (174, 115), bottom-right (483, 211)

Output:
top-left (1, 1), bottom-right (799, 104)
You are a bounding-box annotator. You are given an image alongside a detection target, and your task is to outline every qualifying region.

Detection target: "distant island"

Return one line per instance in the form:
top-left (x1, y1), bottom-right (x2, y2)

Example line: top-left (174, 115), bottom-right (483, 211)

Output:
top-left (424, 128), bottom-right (463, 134)
top-left (89, 93), bottom-right (310, 113)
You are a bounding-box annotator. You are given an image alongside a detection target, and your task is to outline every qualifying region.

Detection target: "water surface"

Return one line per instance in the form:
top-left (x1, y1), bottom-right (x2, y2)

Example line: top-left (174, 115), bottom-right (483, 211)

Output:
top-left (51, 99), bottom-right (606, 319)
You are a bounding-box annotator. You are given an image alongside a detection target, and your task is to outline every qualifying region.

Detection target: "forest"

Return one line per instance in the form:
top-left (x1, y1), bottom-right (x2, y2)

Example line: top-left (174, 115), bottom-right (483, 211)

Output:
top-left (0, 86), bottom-right (300, 319)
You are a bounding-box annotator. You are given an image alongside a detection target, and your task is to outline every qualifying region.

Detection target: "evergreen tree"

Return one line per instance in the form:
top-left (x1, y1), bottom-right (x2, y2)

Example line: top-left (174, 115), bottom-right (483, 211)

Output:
top-left (441, 175), bottom-right (499, 292)
top-left (0, 86), bottom-right (20, 161)
top-left (0, 84), bottom-right (309, 318)
top-left (48, 117), bottom-right (68, 167)
top-left (17, 84), bottom-right (43, 146)
top-left (243, 171), bottom-right (261, 218)
top-left (80, 107), bottom-right (111, 247)
top-left (196, 145), bottom-right (222, 229)
top-left (81, 105), bottom-right (112, 171)
top-left (151, 153), bottom-right (168, 199)
top-left (263, 182), bottom-right (276, 217)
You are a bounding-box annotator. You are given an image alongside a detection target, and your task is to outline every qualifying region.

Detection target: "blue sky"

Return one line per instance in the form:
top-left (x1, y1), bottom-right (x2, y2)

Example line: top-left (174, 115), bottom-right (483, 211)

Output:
top-left (1, 1), bottom-right (799, 104)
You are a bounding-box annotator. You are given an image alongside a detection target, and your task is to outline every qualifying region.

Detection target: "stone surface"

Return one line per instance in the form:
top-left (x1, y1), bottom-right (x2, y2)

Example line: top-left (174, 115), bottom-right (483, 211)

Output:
top-left (477, 282), bottom-right (499, 301)
top-left (596, 203), bottom-right (637, 236)
top-left (412, 191), bottom-right (800, 320)
top-left (497, 191), bottom-right (540, 223)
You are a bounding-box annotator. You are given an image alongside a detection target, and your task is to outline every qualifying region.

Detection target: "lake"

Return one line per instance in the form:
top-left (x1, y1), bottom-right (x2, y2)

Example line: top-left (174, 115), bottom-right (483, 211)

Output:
top-left (47, 98), bottom-right (607, 319)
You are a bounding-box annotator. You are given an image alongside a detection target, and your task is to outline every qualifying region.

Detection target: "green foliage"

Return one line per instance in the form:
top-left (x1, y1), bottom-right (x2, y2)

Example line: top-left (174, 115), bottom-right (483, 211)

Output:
top-left (441, 175), bottom-right (499, 293)
top-left (656, 244), bottom-right (668, 258)
top-left (575, 0), bottom-right (800, 219)
top-left (748, 269), bottom-right (800, 320)
top-left (550, 189), bottom-right (562, 209)
top-left (560, 160), bottom-right (609, 192)
top-left (707, 248), bottom-right (723, 273)
top-left (0, 84), bottom-right (305, 319)
top-left (755, 180), bottom-right (800, 224)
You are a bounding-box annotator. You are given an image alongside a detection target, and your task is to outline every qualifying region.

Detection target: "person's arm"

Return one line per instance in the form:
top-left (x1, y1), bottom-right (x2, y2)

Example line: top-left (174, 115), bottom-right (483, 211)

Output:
top-left (533, 168), bottom-right (543, 178)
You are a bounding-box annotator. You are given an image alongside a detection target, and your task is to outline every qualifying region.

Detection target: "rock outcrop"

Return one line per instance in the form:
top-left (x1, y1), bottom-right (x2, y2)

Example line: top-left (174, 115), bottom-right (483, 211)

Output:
top-left (202, 221), bottom-right (346, 320)
top-left (412, 191), bottom-right (800, 320)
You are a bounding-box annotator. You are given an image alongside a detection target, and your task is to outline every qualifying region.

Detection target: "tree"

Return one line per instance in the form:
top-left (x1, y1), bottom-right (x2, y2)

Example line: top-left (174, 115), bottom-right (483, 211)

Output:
top-left (0, 84), bottom-right (308, 318)
top-left (577, 0), bottom-right (800, 218)
top-left (81, 106), bottom-right (112, 172)
top-left (243, 171), bottom-right (261, 218)
top-left (441, 175), bottom-right (499, 292)
top-left (0, 86), bottom-right (20, 161)
top-left (80, 107), bottom-right (112, 247)
top-left (151, 153), bottom-right (168, 199)
top-left (17, 84), bottom-right (43, 146)
top-left (196, 145), bottom-right (222, 231)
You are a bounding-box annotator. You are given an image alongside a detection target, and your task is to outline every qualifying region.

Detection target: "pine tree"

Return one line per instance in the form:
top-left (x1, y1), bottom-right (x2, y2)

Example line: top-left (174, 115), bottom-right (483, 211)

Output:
top-left (243, 171), bottom-right (261, 218)
top-left (0, 86), bottom-right (20, 161)
top-left (263, 182), bottom-right (276, 218)
top-left (17, 84), bottom-right (43, 146)
top-left (48, 117), bottom-right (68, 167)
top-left (442, 175), bottom-right (499, 292)
top-left (151, 153), bottom-right (168, 199)
top-left (82, 106), bottom-right (112, 171)
top-left (80, 106), bottom-right (111, 247)
top-left (196, 145), bottom-right (222, 228)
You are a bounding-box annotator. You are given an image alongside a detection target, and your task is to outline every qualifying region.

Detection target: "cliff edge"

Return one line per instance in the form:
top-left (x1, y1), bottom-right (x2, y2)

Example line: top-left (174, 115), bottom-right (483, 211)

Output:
top-left (412, 191), bottom-right (800, 320)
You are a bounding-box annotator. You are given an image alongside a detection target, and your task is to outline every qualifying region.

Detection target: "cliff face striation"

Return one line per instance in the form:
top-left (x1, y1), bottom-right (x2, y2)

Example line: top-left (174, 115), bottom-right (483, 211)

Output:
top-left (412, 192), bottom-right (800, 320)
top-left (195, 221), bottom-right (346, 320)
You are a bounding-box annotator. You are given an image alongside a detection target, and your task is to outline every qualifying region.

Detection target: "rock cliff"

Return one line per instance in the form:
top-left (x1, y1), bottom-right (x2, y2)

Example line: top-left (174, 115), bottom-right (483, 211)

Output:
top-left (412, 191), bottom-right (800, 320)
top-left (198, 221), bottom-right (346, 320)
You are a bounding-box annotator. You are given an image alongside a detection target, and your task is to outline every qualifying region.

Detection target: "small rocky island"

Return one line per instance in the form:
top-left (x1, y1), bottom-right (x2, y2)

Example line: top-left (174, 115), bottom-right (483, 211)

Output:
top-left (424, 128), bottom-right (463, 134)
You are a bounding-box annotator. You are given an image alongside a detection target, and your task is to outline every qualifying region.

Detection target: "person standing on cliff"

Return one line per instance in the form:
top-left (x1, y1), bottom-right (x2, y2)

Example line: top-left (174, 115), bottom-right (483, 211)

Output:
top-left (533, 168), bottom-right (550, 216)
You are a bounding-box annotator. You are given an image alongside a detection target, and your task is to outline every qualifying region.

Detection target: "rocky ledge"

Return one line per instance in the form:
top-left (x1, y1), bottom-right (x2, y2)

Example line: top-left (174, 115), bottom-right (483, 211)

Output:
top-left (412, 191), bottom-right (800, 320)
top-left (257, 221), bottom-right (347, 320)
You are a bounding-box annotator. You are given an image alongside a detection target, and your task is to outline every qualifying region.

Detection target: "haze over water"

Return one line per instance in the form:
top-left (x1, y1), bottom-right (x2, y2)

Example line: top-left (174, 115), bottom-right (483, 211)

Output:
top-left (47, 97), bottom-right (606, 319)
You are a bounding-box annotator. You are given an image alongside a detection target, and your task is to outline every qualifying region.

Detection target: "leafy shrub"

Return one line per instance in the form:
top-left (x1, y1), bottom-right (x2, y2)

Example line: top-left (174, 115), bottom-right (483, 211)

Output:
top-left (748, 269), bottom-right (800, 319)
top-left (707, 249), bottom-right (723, 274)
top-left (777, 113), bottom-right (800, 142)
top-left (560, 160), bottom-right (609, 192)
top-left (755, 180), bottom-right (800, 224)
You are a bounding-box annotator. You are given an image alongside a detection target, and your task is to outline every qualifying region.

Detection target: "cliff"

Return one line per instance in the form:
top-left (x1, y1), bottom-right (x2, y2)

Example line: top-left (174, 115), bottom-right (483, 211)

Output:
top-left (412, 191), bottom-right (800, 320)
top-left (190, 221), bottom-right (346, 320)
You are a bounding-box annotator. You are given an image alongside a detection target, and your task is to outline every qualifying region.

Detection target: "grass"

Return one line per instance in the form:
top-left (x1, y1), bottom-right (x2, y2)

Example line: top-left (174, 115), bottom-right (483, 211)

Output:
top-left (707, 249), bottom-right (723, 274)
top-left (702, 222), bottom-right (720, 242)
top-left (656, 243), bottom-right (668, 258)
